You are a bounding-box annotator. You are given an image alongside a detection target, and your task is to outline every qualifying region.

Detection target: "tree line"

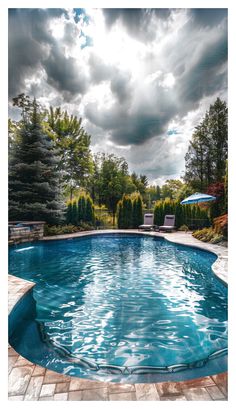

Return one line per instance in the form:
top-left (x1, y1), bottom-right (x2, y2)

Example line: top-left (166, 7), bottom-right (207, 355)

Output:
top-left (9, 94), bottom-right (227, 227)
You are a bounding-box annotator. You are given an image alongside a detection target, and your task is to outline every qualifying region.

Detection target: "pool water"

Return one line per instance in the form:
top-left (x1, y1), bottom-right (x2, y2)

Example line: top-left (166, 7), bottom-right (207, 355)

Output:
top-left (9, 234), bottom-right (227, 381)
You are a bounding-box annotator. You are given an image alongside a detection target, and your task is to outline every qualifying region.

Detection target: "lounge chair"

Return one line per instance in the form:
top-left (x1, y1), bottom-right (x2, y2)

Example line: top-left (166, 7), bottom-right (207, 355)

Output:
top-left (159, 215), bottom-right (176, 232)
top-left (138, 213), bottom-right (157, 231)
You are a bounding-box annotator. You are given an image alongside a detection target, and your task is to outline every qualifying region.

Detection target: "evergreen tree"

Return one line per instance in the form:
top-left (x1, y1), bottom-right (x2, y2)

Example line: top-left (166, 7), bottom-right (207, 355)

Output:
top-left (116, 200), bottom-right (124, 229)
top-left (85, 194), bottom-right (95, 223)
top-left (71, 200), bottom-right (78, 225)
top-left (9, 100), bottom-right (64, 224)
top-left (132, 194), bottom-right (143, 228)
top-left (121, 195), bottom-right (133, 228)
top-left (66, 201), bottom-right (73, 224)
top-left (184, 98), bottom-right (227, 190)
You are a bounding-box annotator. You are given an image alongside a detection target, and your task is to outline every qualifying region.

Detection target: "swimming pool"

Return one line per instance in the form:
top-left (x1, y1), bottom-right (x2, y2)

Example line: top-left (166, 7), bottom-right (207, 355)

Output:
top-left (9, 233), bottom-right (227, 383)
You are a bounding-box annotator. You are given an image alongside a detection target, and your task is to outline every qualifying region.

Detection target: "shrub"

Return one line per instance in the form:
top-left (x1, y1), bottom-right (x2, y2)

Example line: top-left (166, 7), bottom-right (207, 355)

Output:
top-left (122, 195), bottom-right (133, 228)
top-left (153, 198), bottom-right (210, 229)
top-left (179, 224), bottom-right (189, 232)
top-left (213, 214), bottom-right (228, 237)
top-left (116, 193), bottom-right (143, 228)
top-left (66, 201), bottom-right (73, 224)
top-left (44, 224), bottom-right (82, 236)
top-left (132, 194), bottom-right (143, 228)
top-left (66, 193), bottom-right (95, 226)
top-left (71, 200), bottom-right (78, 225)
top-left (192, 227), bottom-right (226, 244)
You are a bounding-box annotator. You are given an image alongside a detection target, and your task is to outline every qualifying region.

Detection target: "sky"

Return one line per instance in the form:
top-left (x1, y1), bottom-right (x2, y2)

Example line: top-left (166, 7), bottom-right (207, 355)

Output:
top-left (8, 8), bottom-right (228, 186)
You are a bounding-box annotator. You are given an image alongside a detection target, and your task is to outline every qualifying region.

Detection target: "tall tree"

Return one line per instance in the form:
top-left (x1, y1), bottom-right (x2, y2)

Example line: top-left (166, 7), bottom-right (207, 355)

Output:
top-left (9, 100), bottom-right (64, 224)
top-left (98, 153), bottom-right (134, 224)
top-left (184, 98), bottom-right (227, 191)
top-left (46, 107), bottom-right (93, 199)
top-left (161, 179), bottom-right (183, 200)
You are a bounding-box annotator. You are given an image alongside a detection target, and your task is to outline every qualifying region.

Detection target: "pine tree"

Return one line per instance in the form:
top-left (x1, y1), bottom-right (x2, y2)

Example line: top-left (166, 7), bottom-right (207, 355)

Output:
top-left (71, 200), bottom-right (78, 225)
top-left (66, 201), bottom-right (73, 224)
top-left (9, 100), bottom-right (64, 224)
top-left (132, 194), bottom-right (143, 228)
top-left (85, 194), bottom-right (95, 224)
top-left (116, 200), bottom-right (123, 228)
top-left (184, 98), bottom-right (227, 191)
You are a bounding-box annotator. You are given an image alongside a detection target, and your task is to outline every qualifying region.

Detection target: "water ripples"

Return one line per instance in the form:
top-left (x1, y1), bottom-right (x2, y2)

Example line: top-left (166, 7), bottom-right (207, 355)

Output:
top-left (9, 234), bottom-right (227, 371)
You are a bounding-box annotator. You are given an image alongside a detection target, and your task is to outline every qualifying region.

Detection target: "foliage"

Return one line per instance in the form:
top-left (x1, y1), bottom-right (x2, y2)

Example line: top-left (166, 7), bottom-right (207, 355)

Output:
top-left (184, 98), bottom-right (228, 191)
top-left (175, 184), bottom-right (194, 202)
top-left (90, 153), bottom-right (137, 225)
top-left (132, 194), bottom-right (143, 228)
top-left (95, 209), bottom-right (114, 229)
top-left (192, 213), bottom-right (227, 243)
top-left (207, 182), bottom-right (225, 219)
top-left (192, 227), bottom-right (225, 244)
top-left (46, 107), bottom-right (94, 199)
top-left (44, 223), bottom-right (93, 236)
top-left (9, 99), bottom-right (64, 224)
top-left (224, 159), bottom-right (228, 213)
top-left (11, 95), bottom-right (94, 201)
top-left (122, 195), bottom-right (133, 229)
top-left (178, 224), bottom-right (189, 232)
top-left (213, 214), bottom-right (228, 237)
top-left (66, 193), bottom-right (95, 226)
top-left (161, 179), bottom-right (184, 199)
top-left (117, 193), bottom-right (143, 228)
top-left (44, 224), bottom-right (80, 236)
top-left (153, 198), bottom-right (210, 229)
top-left (131, 172), bottom-right (148, 195)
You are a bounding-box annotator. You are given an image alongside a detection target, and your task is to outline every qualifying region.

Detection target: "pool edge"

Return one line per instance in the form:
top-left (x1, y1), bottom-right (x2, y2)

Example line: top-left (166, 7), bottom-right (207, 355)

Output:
top-left (8, 231), bottom-right (228, 400)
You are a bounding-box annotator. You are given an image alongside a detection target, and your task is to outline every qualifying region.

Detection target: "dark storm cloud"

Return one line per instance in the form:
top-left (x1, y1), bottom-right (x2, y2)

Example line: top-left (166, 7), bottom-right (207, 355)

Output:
top-left (103, 9), bottom-right (172, 42)
top-left (110, 71), bottom-right (132, 104)
top-left (86, 8), bottom-right (227, 146)
top-left (177, 31), bottom-right (227, 104)
top-left (8, 7), bottom-right (228, 156)
top-left (43, 44), bottom-right (88, 97)
top-left (190, 9), bottom-right (227, 27)
top-left (88, 53), bottom-right (113, 84)
top-left (85, 80), bottom-right (177, 145)
top-left (8, 8), bottom-right (89, 100)
top-left (8, 8), bottom-right (67, 97)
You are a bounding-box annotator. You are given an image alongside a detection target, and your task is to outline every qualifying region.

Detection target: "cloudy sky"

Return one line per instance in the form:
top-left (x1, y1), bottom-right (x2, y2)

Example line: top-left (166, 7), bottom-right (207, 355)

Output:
top-left (8, 8), bottom-right (227, 185)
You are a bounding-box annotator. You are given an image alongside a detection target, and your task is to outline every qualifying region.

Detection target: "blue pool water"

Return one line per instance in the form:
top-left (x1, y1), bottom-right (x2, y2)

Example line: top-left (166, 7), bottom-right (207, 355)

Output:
top-left (9, 234), bottom-right (227, 382)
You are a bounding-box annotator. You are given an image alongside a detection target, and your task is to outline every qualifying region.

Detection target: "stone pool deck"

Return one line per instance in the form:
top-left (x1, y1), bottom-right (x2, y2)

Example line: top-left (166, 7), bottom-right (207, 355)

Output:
top-left (8, 230), bottom-right (228, 401)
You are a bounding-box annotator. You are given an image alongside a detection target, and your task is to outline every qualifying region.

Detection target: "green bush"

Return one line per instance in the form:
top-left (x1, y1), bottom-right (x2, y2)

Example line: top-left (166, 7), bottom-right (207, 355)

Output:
top-left (192, 227), bottom-right (225, 244)
top-left (154, 198), bottom-right (210, 229)
top-left (179, 224), bottom-right (189, 232)
top-left (133, 194), bottom-right (143, 228)
top-left (44, 224), bottom-right (81, 236)
top-left (66, 193), bottom-right (95, 226)
top-left (44, 223), bottom-right (94, 236)
top-left (116, 193), bottom-right (143, 228)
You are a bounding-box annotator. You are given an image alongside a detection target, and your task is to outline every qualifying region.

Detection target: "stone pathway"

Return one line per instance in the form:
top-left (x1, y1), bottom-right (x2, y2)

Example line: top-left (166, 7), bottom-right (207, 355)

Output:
top-left (8, 230), bottom-right (228, 400)
top-left (8, 346), bottom-right (227, 401)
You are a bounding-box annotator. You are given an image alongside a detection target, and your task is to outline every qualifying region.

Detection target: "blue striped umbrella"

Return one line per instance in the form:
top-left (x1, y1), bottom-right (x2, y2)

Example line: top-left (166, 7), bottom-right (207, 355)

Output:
top-left (180, 192), bottom-right (216, 205)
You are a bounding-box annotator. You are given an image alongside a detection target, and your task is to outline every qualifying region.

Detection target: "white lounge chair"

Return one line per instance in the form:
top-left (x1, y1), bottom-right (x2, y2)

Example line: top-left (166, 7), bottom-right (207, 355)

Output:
top-left (138, 213), bottom-right (157, 231)
top-left (159, 215), bottom-right (176, 232)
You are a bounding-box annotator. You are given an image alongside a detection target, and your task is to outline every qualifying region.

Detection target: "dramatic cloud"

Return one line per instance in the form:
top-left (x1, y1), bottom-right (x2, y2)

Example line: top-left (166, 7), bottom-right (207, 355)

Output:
top-left (8, 8), bottom-right (227, 183)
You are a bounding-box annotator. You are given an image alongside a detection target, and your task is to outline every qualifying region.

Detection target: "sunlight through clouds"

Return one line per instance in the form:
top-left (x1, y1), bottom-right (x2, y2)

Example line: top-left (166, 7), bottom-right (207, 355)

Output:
top-left (8, 8), bottom-right (227, 183)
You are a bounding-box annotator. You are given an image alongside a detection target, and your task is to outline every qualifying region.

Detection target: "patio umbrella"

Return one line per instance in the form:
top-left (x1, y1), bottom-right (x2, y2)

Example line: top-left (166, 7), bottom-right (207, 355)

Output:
top-left (180, 192), bottom-right (216, 205)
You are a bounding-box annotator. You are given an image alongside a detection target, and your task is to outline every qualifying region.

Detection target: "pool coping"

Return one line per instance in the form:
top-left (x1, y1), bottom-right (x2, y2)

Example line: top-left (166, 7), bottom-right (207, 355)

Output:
top-left (8, 230), bottom-right (228, 400)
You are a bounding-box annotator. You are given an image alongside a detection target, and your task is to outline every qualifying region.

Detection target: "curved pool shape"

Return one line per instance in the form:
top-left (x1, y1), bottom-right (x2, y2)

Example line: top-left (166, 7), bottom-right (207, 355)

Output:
top-left (9, 233), bottom-right (227, 383)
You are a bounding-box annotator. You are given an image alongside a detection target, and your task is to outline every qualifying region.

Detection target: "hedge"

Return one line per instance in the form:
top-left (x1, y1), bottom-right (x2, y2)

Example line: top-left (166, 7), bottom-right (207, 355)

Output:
top-left (153, 198), bottom-right (210, 229)
top-left (117, 193), bottom-right (143, 228)
top-left (66, 193), bottom-right (95, 225)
